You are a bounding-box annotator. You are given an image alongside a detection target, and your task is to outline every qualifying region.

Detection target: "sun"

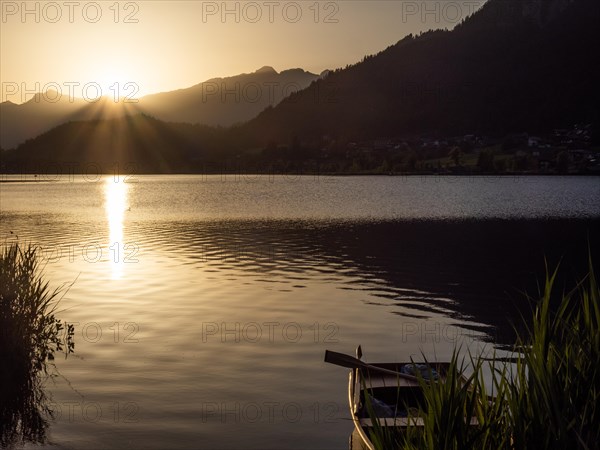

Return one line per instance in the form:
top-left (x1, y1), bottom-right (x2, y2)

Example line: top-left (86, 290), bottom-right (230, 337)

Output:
top-left (93, 66), bottom-right (140, 101)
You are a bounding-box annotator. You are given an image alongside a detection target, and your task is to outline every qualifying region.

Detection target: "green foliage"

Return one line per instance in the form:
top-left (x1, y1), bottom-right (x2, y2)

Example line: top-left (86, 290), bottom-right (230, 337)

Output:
top-left (362, 375), bottom-right (404, 449)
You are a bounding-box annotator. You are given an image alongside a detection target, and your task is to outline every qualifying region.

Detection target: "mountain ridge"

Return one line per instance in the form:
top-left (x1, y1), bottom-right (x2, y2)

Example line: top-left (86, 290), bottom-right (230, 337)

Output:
top-left (2, 0), bottom-right (598, 174)
top-left (0, 66), bottom-right (320, 149)
top-left (239, 0), bottom-right (599, 142)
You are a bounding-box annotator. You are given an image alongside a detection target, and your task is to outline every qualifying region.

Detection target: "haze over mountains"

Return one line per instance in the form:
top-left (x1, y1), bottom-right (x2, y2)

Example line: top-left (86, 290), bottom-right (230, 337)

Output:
top-left (2, 0), bottom-right (598, 173)
top-left (0, 67), bottom-right (320, 149)
top-left (0, 93), bottom-right (138, 150)
top-left (140, 66), bottom-right (322, 127)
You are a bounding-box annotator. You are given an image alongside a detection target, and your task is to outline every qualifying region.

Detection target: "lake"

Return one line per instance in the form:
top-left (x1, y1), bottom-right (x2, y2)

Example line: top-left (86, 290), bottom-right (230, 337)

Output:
top-left (1, 175), bottom-right (599, 449)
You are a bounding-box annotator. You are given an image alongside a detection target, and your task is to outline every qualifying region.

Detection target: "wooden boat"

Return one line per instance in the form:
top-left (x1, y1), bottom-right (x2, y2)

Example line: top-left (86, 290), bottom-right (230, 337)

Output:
top-left (325, 346), bottom-right (476, 450)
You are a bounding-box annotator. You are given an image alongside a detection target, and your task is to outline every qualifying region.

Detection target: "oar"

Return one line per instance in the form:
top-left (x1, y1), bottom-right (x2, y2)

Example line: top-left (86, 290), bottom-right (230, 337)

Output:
top-left (324, 350), bottom-right (421, 382)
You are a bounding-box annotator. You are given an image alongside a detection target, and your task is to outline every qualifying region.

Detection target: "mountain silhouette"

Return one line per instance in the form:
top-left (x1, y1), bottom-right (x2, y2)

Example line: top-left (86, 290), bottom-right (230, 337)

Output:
top-left (242, 0), bottom-right (599, 143)
top-left (0, 90), bottom-right (136, 149)
top-left (2, 0), bottom-right (598, 172)
top-left (138, 66), bottom-right (319, 127)
top-left (1, 115), bottom-right (203, 173)
top-left (0, 67), bottom-right (319, 149)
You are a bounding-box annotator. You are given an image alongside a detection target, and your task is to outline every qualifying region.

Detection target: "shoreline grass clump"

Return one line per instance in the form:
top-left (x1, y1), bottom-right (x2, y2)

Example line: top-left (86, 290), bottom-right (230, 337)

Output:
top-left (0, 243), bottom-right (74, 447)
top-left (367, 256), bottom-right (600, 450)
top-left (504, 259), bottom-right (599, 449)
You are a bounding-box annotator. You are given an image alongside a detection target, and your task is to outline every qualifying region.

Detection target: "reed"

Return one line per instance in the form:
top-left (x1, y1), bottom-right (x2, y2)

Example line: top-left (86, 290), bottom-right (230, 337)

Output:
top-left (505, 257), bottom-right (599, 449)
top-left (0, 243), bottom-right (74, 447)
top-left (366, 256), bottom-right (599, 450)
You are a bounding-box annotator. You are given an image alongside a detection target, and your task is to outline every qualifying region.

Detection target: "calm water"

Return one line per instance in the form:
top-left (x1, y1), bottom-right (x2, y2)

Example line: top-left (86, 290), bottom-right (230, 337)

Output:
top-left (1, 175), bottom-right (599, 449)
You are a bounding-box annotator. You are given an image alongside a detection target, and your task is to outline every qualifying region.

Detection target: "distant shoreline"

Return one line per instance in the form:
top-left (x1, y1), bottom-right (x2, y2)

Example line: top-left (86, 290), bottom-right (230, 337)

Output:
top-left (1, 172), bottom-right (599, 182)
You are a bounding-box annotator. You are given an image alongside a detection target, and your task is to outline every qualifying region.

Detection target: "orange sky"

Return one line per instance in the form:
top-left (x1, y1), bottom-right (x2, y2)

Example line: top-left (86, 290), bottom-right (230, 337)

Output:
top-left (1, 1), bottom-right (485, 102)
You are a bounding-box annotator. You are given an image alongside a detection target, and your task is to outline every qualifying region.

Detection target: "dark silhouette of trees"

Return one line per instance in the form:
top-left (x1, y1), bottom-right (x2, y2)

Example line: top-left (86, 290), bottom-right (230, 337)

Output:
top-left (477, 150), bottom-right (496, 173)
top-left (556, 151), bottom-right (570, 174)
top-left (449, 147), bottom-right (462, 167)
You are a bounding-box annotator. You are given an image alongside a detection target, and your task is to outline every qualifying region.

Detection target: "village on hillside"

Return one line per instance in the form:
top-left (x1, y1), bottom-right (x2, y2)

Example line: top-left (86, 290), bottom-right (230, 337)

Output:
top-left (316, 123), bottom-right (599, 175)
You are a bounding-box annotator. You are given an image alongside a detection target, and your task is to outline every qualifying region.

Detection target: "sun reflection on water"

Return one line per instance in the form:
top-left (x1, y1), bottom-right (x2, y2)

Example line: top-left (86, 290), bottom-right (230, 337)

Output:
top-left (104, 177), bottom-right (129, 279)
